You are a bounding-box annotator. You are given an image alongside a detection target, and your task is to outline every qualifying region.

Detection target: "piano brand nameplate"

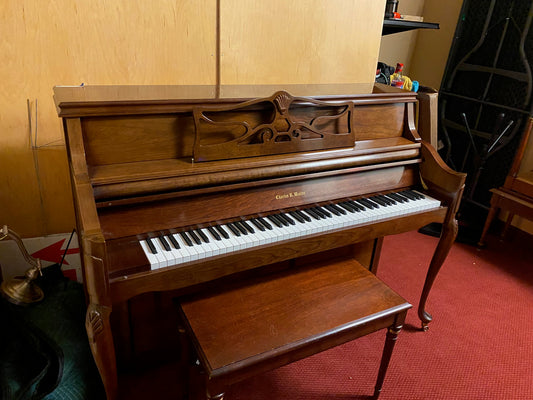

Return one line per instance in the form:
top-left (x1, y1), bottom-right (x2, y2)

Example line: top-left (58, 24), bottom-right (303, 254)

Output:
top-left (275, 191), bottom-right (305, 200)
top-left (193, 91), bottom-right (354, 162)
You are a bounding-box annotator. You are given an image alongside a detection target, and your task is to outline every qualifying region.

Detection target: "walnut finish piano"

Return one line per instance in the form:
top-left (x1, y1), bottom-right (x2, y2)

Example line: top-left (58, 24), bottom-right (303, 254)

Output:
top-left (55, 85), bottom-right (465, 399)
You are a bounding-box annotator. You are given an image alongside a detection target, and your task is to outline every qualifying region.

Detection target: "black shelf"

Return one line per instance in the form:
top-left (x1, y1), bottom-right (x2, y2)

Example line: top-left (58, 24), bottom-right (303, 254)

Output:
top-left (382, 19), bottom-right (439, 35)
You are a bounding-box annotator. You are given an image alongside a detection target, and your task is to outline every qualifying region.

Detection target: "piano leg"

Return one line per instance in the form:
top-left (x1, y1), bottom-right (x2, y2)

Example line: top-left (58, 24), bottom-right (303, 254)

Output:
top-left (417, 216), bottom-right (459, 330)
top-left (86, 303), bottom-right (118, 400)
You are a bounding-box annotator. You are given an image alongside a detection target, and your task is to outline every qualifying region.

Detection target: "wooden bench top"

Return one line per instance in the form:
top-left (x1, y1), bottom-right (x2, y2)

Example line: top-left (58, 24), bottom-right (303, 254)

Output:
top-left (179, 258), bottom-right (411, 385)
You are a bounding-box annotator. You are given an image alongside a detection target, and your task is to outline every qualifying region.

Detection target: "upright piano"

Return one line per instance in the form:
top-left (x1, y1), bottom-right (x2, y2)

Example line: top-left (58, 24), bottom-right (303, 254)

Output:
top-left (54, 85), bottom-right (465, 399)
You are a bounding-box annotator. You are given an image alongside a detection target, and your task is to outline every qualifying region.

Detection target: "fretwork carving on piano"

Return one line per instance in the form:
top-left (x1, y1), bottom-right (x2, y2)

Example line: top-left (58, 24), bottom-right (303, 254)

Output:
top-left (192, 91), bottom-right (354, 161)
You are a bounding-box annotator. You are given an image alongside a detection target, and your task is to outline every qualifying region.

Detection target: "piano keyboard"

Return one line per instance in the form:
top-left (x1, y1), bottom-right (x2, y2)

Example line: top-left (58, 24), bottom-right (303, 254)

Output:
top-left (139, 190), bottom-right (441, 270)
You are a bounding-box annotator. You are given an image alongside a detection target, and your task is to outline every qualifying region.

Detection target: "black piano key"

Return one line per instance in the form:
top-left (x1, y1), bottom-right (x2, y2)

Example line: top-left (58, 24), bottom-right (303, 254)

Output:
top-left (338, 202), bottom-right (356, 213)
top-left (279, 213), bottom-right (295, 225)
top-left (168, 234), bottom-right (180, 249)
top-left (145, 237), bottom-right (157, 254)
top-left (311, 207), bottom-right (326, 219)
top-left (304, 208), bottom-right (321, 220)
top-left (240, 219), bottom-right (255, 234)
top-left (367, 198), bottom-right (382, 207)
top-left (395, 192), bottom-right (411, 202)
top-left (404, 190), bottom-right (424, 200)
top-left (234, 221), bottom-right (249, 235)
top-left (324, 204), bottom-right (340, 216)
top-left (215, 224), bottom-right (230, 239)
top-left (188, 229), bottom-right (202, 245)
top-left (207, 226), bottom-right (221, 240)
top-left (352, 200), bottom-right (368, 210)
top-left (316, 206), bottom-right (332, 218)
top-left (196, 228), bottom-right (210, 243)
top-left (158, 235), bottom-right (171, 251)
top-left (226, 222), bottom-right (241, 236)
top-left (378, 194), bottom-right (395, 205)
top-left (412, 191), bottom-right (425, 200)
top-left (293, 210), bottom-right (311, 222)
top-left (388, 193), bottom-right (407, 203)
top-left (274, 214), bottom-right (290, 227)
top-left (289, 211), bottom-right (306, 223)
top-left (257, 217), bottom-right (273, 230)
top-left (382, 194), bottom-right (396, 205)
top-left (250, 218), bottom-right (266, 231)
top-left (266, 215), bottom-right (283, 228)
top-left (359, 198), bottom-right (378, 209)
top-left (369, 196), bottom-right (388, 207)
top-left (329, 203), bottom-right (346, 215)
top-left (180, 232), bottom-right (194, 247)
top-left (381, 194), bottom-right (397, 204)
top-left (347, 200), bottom-right (365, 211)
top-left (398, 190), bottom-right (416, 200)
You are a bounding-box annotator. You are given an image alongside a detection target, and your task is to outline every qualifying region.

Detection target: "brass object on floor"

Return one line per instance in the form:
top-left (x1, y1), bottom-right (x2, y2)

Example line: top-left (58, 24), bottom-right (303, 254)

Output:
top-left (0, 225), bottom-right (44, 305)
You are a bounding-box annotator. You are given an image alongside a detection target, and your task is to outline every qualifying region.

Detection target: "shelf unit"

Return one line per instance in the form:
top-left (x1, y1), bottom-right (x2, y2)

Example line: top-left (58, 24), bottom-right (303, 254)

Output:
top-left (382, 19), bottom-right (439, 36)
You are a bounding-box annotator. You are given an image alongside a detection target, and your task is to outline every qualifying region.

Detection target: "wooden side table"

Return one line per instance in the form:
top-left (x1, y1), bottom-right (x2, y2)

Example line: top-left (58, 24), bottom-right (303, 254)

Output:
top-left (178, 258), bottom-right (411, 399)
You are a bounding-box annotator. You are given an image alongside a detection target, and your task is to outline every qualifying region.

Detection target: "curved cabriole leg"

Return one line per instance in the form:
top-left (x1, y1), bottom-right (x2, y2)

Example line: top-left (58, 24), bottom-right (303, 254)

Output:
top-left (373, 323), bottom-right (403, 399)
top-left (418, 217), bottom-right (459, 330)
top-left (86, 303), bottom-right (118, 400)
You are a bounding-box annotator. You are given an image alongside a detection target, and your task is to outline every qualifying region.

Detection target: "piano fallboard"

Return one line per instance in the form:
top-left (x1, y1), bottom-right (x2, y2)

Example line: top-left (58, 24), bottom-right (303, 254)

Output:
top-left (98, 163), bottom-right (421, 240)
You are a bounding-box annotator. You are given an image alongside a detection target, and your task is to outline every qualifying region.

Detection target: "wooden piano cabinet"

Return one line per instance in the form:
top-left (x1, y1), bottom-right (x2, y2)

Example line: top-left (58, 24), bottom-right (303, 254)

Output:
top-left (55, 87), bottom-right (465, 400)
top-left (478, 117), bottom-right (533, 246)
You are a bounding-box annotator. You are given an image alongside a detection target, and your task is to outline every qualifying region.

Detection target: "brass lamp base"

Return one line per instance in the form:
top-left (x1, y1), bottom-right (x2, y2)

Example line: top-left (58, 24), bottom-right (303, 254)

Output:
top-left (0, 267), bottom-right (44, 305)
top-left (0, 225), bottom-right (44, 305)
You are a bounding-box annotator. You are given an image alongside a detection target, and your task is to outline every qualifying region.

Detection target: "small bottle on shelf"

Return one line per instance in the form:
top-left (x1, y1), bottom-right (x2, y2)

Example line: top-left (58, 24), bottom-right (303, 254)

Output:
top-left (391, 63), bottom-right (405, 89)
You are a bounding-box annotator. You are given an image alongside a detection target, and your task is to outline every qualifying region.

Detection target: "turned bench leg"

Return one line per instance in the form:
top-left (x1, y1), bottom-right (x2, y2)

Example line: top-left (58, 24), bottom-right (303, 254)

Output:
top-left (206, 390), bottom-right (225, 400)
top-left (373, 319), bottom-right (404, 399)
top-left (501, 212), bottom-right (515, 240)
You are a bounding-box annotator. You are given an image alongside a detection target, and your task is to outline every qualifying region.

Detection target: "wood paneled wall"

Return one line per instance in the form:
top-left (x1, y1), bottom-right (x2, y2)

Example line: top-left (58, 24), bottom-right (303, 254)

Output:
top-left (219, 0), bottom-right (384, 90)
top-left (0, 0), bottom-right (385, 237)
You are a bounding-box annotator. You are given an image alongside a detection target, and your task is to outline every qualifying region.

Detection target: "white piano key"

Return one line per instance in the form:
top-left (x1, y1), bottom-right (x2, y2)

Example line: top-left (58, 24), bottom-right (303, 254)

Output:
top-left (203, 228), bottom-right (228, 255)
top-left (172, 233), bottom-right (193, 263)
top-left (176, 233), bottom-right (200, 261)
top-left (151, 238), bottom-right (170, 268)
top-left (140, 240), bottom-right (161, 270)
top-left (164, 234), bottom-right (188, 265)
top-left (197, 228), bottom-right (220, 256)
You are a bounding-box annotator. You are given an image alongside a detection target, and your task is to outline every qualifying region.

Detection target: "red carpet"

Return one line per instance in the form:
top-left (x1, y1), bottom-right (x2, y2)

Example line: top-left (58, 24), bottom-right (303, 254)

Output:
top-left (227, 231), bottom-right (533, 400)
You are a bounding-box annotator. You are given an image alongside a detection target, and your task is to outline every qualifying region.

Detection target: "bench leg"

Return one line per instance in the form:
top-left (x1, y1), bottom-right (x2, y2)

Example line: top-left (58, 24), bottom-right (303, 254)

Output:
top-left (478, 193), bottom-right (501, 247)
top-left (205, 375), bottom-right (225, 400)
top-left (206, 390), bottom-right (225, 400)
top-left (373, 321), bottom-right (404, 399)
top-left (501, 212), bottom-right (515, 240)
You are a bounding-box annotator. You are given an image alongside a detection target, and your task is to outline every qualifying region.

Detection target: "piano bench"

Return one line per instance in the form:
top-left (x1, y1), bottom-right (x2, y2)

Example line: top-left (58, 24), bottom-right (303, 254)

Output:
top-left (177, 258), bottom-right (411, 400)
